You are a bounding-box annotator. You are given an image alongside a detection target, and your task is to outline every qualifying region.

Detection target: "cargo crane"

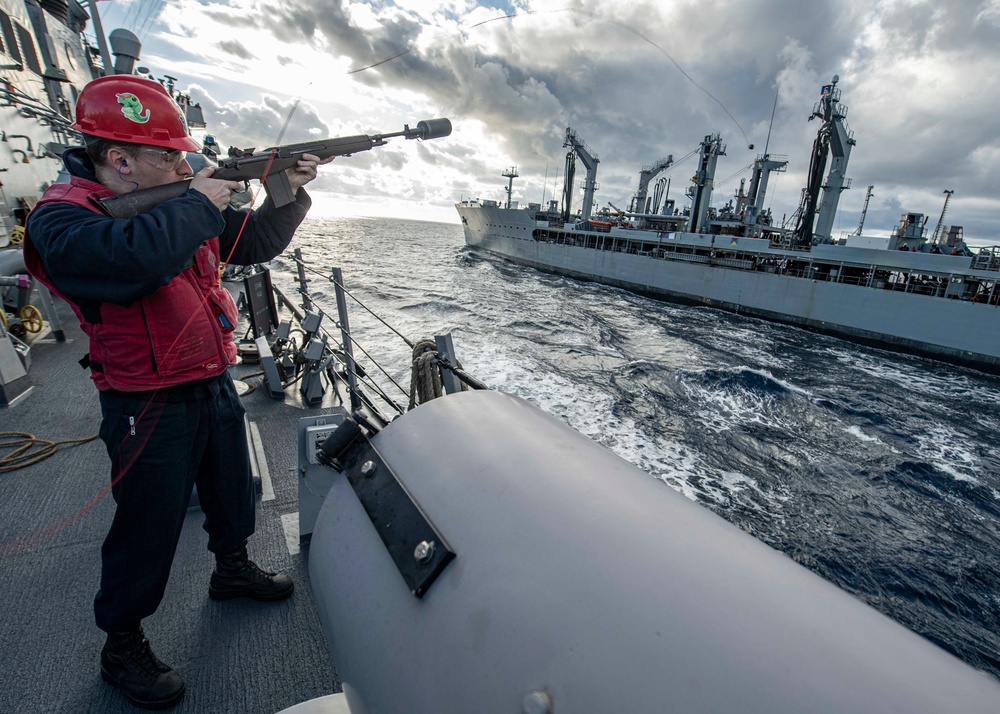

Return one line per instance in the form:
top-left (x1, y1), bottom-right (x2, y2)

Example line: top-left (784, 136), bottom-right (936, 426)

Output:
top-left (794, 76), bottom-right (856, 246)
top-left (562, 128), bottom-right (599, 223)
top-left (739, 153), bottom-right (788, 235)
top-left (687, 133), bottom-right (726, 233)
top-left (630, 156), bottom-right (674, 217)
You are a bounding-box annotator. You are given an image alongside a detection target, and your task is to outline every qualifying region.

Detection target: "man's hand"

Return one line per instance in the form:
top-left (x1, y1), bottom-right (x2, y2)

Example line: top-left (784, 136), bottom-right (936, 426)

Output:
top-left (190, 168), bottom-right (245, 211)
top-left (286, 153), bottom-right (334, 195)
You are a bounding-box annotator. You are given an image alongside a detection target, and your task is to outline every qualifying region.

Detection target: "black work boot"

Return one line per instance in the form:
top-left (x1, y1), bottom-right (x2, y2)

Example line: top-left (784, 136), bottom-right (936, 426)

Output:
top-left (100, 626), bottom-right (185, 710)
top-left (209, 541), bottom-right (294, 601)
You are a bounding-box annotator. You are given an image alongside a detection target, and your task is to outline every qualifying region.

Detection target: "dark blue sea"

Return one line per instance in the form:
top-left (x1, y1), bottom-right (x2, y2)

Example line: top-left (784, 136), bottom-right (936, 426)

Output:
top-left (279, 216), bottom-right (1000, 679)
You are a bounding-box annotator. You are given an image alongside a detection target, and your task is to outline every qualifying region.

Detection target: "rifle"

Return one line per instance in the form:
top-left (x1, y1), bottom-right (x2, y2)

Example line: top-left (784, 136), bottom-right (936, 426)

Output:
top-left (99, 118), bottom-right (453, 219)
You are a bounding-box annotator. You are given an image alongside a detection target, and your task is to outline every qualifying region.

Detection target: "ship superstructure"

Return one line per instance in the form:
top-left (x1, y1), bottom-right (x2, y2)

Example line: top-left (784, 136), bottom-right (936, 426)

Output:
top-left (0, 0), bottom-right (210, 403)
top-left (456, 77), bottom-right (1000, 373)
top-left (0, 0), bottom-right (207, 241)
top-left (0, 0), bottom-right (93, 237)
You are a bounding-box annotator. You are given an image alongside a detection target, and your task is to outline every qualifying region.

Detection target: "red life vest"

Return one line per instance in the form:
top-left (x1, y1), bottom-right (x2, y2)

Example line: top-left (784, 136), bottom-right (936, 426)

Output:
top-left (24, 177), bottom-right (238, 392)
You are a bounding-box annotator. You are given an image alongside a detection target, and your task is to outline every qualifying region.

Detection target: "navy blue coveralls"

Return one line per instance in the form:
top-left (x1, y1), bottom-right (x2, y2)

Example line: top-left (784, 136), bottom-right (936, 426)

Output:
top-left (26, 149), bottom-right (310, 632)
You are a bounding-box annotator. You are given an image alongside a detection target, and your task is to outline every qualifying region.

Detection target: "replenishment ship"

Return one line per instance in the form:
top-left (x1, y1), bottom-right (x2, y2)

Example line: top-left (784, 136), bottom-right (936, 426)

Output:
top-left (457, 77), bottom-right (1000, 373)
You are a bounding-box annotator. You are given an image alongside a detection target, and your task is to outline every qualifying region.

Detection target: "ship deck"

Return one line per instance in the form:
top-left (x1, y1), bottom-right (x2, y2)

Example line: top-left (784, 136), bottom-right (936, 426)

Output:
top-left (0, 297), bottom-right (344, 714)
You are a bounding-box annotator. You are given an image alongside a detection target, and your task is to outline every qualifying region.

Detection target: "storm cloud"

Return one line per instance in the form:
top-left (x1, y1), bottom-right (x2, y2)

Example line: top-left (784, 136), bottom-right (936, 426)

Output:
top-left (140, 0), bottom-right (1000, 238)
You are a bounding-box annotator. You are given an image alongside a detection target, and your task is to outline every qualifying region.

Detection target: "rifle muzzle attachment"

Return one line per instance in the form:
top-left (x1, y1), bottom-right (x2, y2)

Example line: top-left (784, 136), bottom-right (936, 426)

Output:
top-left (412, 118), bottom-right (452, 141)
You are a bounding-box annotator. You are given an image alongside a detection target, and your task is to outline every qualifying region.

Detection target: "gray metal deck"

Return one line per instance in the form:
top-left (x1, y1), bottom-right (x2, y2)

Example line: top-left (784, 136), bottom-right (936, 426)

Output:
top-left (0, 299), bottom-right (343, 714)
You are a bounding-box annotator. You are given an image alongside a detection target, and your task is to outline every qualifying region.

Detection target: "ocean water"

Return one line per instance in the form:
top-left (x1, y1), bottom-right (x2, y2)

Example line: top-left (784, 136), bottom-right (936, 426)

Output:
top-left (276, 215), bottom-right (1000, 679)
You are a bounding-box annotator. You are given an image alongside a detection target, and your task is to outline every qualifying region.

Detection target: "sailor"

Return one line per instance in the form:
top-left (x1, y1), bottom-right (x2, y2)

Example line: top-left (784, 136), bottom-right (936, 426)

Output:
top-left (22, 75), bottom-right (330, 710)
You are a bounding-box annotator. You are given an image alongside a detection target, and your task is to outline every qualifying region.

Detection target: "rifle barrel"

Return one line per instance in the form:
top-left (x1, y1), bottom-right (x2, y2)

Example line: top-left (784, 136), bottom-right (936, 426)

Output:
top-left (98, 118), bottom-right (453, 218)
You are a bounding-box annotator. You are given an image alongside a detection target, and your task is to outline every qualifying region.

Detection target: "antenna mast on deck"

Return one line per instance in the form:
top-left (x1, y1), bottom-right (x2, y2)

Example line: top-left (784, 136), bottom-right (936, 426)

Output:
top-left (931, 189), bottom-right (954, 244)
top-left (502, 166), bottom-right (518, 209)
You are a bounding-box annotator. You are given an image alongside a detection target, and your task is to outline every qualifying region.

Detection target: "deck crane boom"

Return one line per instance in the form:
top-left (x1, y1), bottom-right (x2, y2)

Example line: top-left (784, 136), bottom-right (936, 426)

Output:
top-left (853, 184), bottom-right (874, 235)
top-left (931, 189), bottom-right (955, 244)
top-left (794, 75), bottom-right (856, 246)
top-left (631, 156), bottom-right (674, 214)
top-left (687, 133), bottom-right (726, 233)
top-left (563, 128), bottom-right (600, 223)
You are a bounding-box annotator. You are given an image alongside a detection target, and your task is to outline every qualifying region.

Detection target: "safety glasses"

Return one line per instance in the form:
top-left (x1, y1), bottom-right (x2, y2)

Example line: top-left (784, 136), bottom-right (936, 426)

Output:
top-left (127, 147), bottom-right (189, 171)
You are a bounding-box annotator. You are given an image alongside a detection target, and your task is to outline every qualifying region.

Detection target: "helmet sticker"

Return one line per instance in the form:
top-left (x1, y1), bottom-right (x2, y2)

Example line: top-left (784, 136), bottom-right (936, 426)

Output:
top-left (116, 92), bottom-right (151, 124)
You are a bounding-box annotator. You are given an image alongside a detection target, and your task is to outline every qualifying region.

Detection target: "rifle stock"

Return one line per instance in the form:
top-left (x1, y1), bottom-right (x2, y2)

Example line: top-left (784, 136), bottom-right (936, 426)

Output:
top-left (98, 118), bottom-right (452, 219)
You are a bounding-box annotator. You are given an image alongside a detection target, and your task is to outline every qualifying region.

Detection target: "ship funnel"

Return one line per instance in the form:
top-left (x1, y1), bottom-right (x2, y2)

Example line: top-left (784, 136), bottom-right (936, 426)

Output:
top-left (109, 28), bottom-right (141, 75)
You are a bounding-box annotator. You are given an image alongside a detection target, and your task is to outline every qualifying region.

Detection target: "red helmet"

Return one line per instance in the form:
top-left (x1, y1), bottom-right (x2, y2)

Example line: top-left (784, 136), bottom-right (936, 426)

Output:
top-left (72, 75), bottom-right (200, 151)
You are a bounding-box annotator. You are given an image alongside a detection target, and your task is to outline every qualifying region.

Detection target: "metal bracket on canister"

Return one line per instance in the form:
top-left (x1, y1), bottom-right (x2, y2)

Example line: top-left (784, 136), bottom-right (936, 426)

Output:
top-left (319, 419), bottom-right (455, 598)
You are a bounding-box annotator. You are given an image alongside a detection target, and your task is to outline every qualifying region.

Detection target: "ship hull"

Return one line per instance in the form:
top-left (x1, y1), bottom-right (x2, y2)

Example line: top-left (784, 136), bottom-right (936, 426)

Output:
top-left (457, 202), bottom-right (1000, 373)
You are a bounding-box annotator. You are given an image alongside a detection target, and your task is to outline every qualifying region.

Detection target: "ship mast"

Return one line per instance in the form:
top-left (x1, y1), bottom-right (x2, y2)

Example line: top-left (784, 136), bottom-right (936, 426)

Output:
top-left (740, 90), bottom-right (788, 235)
top-left (794, 75), bottom-right (856, 246)
top-left (80, 0), bottom-right (115, 74)
top-left (502, 166), bottom-right (518, 209)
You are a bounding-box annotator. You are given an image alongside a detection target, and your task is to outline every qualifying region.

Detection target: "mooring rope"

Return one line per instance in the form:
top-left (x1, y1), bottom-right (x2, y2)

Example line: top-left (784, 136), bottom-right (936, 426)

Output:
top-left (409, 339), bottom-right (442, 409)
top-left (408, 339), bottom-right (470, 409)
top-left (0, 432), bottom-right (99, 473)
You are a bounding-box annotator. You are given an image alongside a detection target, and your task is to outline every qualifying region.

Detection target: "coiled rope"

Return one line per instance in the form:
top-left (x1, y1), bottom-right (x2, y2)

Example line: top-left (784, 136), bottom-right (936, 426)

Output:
top-left (409, 339), bottom-right (468, 409)
top-left (0, 432), bottom-right (99, 473)
top-left (409, 339), bottom-right (442, 409)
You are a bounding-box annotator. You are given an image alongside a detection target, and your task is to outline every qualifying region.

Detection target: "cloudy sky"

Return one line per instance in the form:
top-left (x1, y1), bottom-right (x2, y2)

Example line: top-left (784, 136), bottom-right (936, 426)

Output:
top-left (93, 0), bottom-right (1000, 243)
